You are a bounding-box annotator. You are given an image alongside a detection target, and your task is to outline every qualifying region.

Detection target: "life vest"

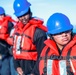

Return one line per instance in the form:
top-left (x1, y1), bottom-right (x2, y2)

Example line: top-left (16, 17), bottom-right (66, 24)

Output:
top-left (39, 35), bottom-right (76, 75)
top-left (13, 18), bottom-right (47, 61)
top-left (0, 16), bottom-right (16, 40)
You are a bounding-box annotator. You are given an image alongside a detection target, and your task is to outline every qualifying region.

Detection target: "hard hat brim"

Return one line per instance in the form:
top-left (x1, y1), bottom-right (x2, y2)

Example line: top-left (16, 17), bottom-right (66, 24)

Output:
top-left (48, 24), bottom-right (73, 35)
top-left (14, 7), bottom-right (30, 17)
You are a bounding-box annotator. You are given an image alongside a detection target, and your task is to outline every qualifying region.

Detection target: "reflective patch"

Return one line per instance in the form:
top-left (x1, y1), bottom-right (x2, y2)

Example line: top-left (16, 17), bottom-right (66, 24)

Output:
top-left (0, 54), bottom-right (2, 60)
top-left (21, 36), bottom-right (24, 47)
top-left (16, 36), bottom-right (21, 54)
top-left (47, 59), bottom-right (53, 75)
top-left (0, 26), bottom-right (2, 29)
top-left (59, 60), bottom-right (67, 75)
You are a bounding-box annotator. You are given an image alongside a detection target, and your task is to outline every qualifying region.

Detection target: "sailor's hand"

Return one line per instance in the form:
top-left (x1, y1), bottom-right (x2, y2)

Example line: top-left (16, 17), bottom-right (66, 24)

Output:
top-left (17, 67), bottom-right (24, 75)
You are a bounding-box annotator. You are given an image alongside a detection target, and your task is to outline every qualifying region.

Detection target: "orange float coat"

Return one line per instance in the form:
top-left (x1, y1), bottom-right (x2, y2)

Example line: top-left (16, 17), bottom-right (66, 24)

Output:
top-left (0, 16), bottom-right (15, 40)
top-left (39, 35), bottom-right (76, 75)
top-left (12, 18), bottom-right (47, 60)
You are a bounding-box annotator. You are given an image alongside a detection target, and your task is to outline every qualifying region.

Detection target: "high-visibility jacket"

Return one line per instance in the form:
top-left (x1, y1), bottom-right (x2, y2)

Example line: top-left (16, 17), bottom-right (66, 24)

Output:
top-left (39, 35), bottom-right (76, 75)
top-left (12, 18), bottom-right (47, 60)
top-left (0, 16), bottom-right (16, 40)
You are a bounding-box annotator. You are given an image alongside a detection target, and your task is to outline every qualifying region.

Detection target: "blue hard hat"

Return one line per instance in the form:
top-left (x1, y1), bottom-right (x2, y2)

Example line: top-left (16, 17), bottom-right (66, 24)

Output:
top-left (13, 0), bottom-right (31, 17)
top-left (47, 13), bottom-right (73, 35)
top-left (0, 6), bottom-right (5, 15)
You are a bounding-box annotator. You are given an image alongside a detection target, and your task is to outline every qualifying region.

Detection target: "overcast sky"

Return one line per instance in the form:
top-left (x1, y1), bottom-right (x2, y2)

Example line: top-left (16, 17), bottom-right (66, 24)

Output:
top-left (0, 0), bottom-right (76, 31)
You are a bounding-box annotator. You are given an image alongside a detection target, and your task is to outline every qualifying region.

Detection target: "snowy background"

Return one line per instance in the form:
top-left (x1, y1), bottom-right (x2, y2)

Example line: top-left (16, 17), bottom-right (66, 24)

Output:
top-left (0, 0), bottom-right (76, 32)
